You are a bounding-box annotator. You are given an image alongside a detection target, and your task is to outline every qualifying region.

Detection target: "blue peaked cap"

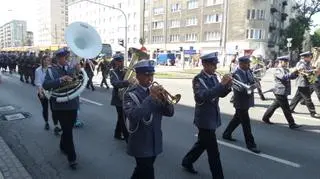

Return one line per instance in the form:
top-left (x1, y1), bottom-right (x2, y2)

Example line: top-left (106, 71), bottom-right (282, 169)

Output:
top-left (200, 52), bottom-right (219, 63)
top-left (134, 60), bottom-right (156, 74)
top-left (113, 54), bottom-right (124, 61)
top-left (277, 56), bottom-right (289, 61)
top-left (55, 48), bottom-right (70, 57)
top-left (300, 51), bottom-right (313, 57)
top-left (238, 56), bottom-right (251, 63)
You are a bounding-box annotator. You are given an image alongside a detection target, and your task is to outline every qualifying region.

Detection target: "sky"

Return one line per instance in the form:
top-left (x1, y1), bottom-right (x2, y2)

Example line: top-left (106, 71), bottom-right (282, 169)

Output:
top-left (0, 0), bottom-right (319, 41)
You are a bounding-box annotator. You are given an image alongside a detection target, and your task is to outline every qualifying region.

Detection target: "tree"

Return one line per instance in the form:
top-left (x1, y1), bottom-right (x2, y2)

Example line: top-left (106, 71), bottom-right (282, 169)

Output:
top-left (283, 0), bottom-right (320, 51)
top-left (311, 28), bottom-right (320, 47)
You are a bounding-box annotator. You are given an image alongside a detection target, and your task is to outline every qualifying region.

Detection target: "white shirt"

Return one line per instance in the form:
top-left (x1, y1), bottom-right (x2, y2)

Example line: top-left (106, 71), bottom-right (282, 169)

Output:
top-left (35, 66), bottom-right (48, 88)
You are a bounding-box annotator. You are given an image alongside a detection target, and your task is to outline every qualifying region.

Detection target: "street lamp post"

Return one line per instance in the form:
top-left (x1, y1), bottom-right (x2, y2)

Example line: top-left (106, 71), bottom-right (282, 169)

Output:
top-left (68, 0), bottom-right (128, 66)
top-left (287, 38), bottom-right (292, 65)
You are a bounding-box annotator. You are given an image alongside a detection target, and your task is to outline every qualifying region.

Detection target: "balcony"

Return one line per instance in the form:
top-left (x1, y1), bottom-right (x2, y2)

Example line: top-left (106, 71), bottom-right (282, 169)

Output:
top-left (269, 23), bottom-right (277, 32)
top-left (270, 7), bottom-right (278, 14)
top-left (282, 0), bottom-right (288, 6)
top-left (268, 40), bottom-right (276, 48)
top-left (281, 13), bottom-right (288, 21)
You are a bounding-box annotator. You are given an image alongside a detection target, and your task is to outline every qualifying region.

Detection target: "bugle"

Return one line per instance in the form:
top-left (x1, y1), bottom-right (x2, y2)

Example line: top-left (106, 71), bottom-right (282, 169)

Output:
top-left (215, 71), bottom-right (255, 94)
top-left (151, 81), bottom-right (181, 104)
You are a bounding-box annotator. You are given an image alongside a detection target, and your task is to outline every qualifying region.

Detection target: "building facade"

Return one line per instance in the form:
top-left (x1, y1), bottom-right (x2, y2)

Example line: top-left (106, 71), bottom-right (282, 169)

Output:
top-left (0, 20), bottom-right (27, 48)
top-left (144, 0), bottom-right (294, 60)
top-left (68, 0), bottom-right (144, 52)
top-left (37, 0), bottom-right (68, 45)
top-left (26, 31), bottom-right (34, 46)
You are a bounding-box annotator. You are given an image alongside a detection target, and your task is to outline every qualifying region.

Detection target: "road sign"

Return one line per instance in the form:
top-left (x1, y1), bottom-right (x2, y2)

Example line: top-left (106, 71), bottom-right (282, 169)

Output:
top-left (184, 50), bottom-right (196, 55)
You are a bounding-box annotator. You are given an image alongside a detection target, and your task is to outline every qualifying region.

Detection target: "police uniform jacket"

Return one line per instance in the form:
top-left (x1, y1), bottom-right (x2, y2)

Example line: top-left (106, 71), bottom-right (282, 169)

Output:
top-left (296, 60), bottom-right (312, 87)
top-left (193, 71), bottom-right (231, 130)
top-left (123, 85), bottom-right (174, 157)
top-left (42, 65), bottom-right (79, 111)
top-left (232, 68), bottom-right (255, 109)
top-left (273, 68), bottom-right (297, 96)
top-left (110, 68), bottom-right (130, 106)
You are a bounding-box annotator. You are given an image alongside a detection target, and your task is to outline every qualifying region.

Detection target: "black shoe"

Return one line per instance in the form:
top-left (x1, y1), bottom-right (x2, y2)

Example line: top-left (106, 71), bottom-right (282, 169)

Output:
top-left (54, 127), bottom-right (62, 135)
top-left (44, 123), bottom-right (50, 130)
top-left (106, 86), bottom-right (110, 89)
top-left (262, 118), bottom-right (274, 125)
top-left (311, 113), bottom-right (320, 118)
top-left (182, 163), bottom-right (198, 174)
top-left (69, 161), bottom-right (78, 170)
top-left (260, 96), bottom-right (266, 101)
top-left (289, 123), bottom-right (302, 129)
top-left (114, 135), bottom-right (125, 140)
top-left (222, 134), bottom-right (237, 142)
top-left (248, 147), bottom-right (260, 154)
top-left (300, 101), bottom-right (306, 105)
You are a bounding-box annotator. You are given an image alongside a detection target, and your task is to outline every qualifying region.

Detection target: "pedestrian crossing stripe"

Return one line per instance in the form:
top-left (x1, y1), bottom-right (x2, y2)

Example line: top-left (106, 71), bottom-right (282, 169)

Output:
top-left (0, 106), bottom-right (15, 112)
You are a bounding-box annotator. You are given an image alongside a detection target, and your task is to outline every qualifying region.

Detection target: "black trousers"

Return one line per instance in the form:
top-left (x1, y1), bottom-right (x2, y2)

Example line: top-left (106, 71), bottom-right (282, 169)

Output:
top-left (86, 74), bottom-right (95, 90)
top-left (223, 109), bottom-right (256, 148)
top-left (100, 72), bottom-right (109, 87)
top-left (131, 156), bottom-right (156, 179)
top-left (302, 83), bottom-right (320, 103)
top-left (55, 110), bottom-right (77, 162)
top-left (262, 94), bottom-right (295, 125)
top-left (289, 87), bottom-right (316, 114)
top-left (182, 128), bottom-right (224, 179)
top-left (114, 106), bottom-right (128, 139)
top-left (38, 94), bottom-right (58, 125)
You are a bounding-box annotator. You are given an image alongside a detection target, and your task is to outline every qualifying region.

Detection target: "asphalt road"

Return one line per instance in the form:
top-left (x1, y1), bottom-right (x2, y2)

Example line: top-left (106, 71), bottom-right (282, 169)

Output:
top-left (0, 68), bottom-right (319, 179)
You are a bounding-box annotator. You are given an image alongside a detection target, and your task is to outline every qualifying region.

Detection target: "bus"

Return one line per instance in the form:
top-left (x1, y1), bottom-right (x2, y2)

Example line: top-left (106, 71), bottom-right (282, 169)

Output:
top-left (100, 43), bottom-right (112, 58)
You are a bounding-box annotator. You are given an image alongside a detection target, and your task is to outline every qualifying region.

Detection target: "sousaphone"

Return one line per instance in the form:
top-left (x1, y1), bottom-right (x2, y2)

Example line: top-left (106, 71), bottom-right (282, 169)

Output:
top-left (44, 22), bottom-right (102, 102)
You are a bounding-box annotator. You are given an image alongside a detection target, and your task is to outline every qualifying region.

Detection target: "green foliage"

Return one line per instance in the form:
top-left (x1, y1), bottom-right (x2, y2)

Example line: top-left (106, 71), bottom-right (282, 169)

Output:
top-left (311, 28), bottom-right (320, 47)
top-left (284, 16), bottom-right (307, 51)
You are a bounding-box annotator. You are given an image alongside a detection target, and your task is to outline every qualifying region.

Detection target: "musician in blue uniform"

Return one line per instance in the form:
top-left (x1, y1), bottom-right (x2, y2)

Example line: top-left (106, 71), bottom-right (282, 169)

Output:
top-left (223, 56), bottom-right (260, 153)
top-left (262, 56), bottom-right (301, 129)
top-left (181, 52), bottom-right (232, 178)
top-left (42, 48), bottom-right (80, 169)
top-left (110, 54), bottom-right (130, 140)
top-left (123, 60), bottom-right (174, 179)
top-left (289, 51), bottom-right (320, 118)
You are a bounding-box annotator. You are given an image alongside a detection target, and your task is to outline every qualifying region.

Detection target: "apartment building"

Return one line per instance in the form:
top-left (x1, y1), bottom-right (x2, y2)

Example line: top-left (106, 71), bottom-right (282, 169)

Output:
top-left (144, 0), bottom-right (294, 60)
top-left (26, 31), bottom-right (34, 46)
top-left (68, 0), bottom-right (144, 52)
top-left (0, 20), bottom-right (27, 48)
top-left (37, 0), bottom-right (68, 45)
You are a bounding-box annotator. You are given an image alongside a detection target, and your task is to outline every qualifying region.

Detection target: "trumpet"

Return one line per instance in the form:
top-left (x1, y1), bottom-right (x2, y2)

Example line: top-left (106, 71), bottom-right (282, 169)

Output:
top-left (151, 81), bottom-right (181, 104)
top-left (215, 71), bottom-right (256, 94)
top-left (296, 68), bottom-right (317, 84)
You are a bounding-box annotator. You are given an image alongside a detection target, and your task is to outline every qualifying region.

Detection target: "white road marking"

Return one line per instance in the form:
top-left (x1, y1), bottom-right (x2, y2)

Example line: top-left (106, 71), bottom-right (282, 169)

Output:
top-left (194, 134), bottom-right (301, 168)
top-left (80, 97), bottom-right (104, 106)
top-left (259, 110), bottom-right (320, 122)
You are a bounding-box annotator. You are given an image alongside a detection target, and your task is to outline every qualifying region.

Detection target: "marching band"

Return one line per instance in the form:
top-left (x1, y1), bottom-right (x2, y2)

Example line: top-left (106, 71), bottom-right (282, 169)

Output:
top-left (1, 24), bottom-right (320, 178)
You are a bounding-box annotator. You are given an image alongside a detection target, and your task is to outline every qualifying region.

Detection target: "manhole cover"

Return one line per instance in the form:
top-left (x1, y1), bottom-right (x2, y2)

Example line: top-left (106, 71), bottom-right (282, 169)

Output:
top-left (4, 113), bottom-right (26, 121)
top-left (0, 105), bottom-right (15, 112)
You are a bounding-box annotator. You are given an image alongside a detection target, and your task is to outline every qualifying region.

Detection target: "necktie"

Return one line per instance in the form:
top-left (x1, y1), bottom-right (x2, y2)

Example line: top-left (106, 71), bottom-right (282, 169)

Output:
top-left (146, 88), bottom-right (150, 96)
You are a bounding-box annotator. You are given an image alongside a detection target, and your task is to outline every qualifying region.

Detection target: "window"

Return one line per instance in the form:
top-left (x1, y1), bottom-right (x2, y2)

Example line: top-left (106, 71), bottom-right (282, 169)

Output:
top-left (246, 29), bottom-right (264, 39)
top-left (206, 0), bottom-right (222, 6)
top-left (128, 38), bottom-right (130, 43)
top-left (187, 0), bottom-right (198, 9)
top-left (205, 14), bottom-right (222, 23)
top-left (170, 20), bottom-right (180, 28)
top-left (133, 37), bottom-right (137, 43)
top-left (186, 17), bottom-right (198, 26)
top-left (152, 21), bottom-right (164, 29)
top-left (171, 3), bottom-right (181, 12)
top-left (128, 25), bottom-right (131, 32)
top-left (205, 32), bottom-right (220, 41)
top-left (247, 9), bottom-right (265, 20)
top-left (153, 7), bottom-right (164, 15)
top-left (169, 34), bottom-right (180, 42)
top-left (152, 36), bottom-right (164, 43)
top-left (185, 33), bottom-right (198, 41)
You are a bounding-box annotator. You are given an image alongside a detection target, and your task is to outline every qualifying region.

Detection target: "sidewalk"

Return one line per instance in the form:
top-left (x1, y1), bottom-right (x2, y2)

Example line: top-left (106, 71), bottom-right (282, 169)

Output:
top-left (0, 136), bottom-right (32, 179)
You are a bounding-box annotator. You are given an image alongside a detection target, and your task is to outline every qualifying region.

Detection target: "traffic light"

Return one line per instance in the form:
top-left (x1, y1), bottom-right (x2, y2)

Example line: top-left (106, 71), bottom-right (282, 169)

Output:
top-left (118, 39), bottom-right (124, 47)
